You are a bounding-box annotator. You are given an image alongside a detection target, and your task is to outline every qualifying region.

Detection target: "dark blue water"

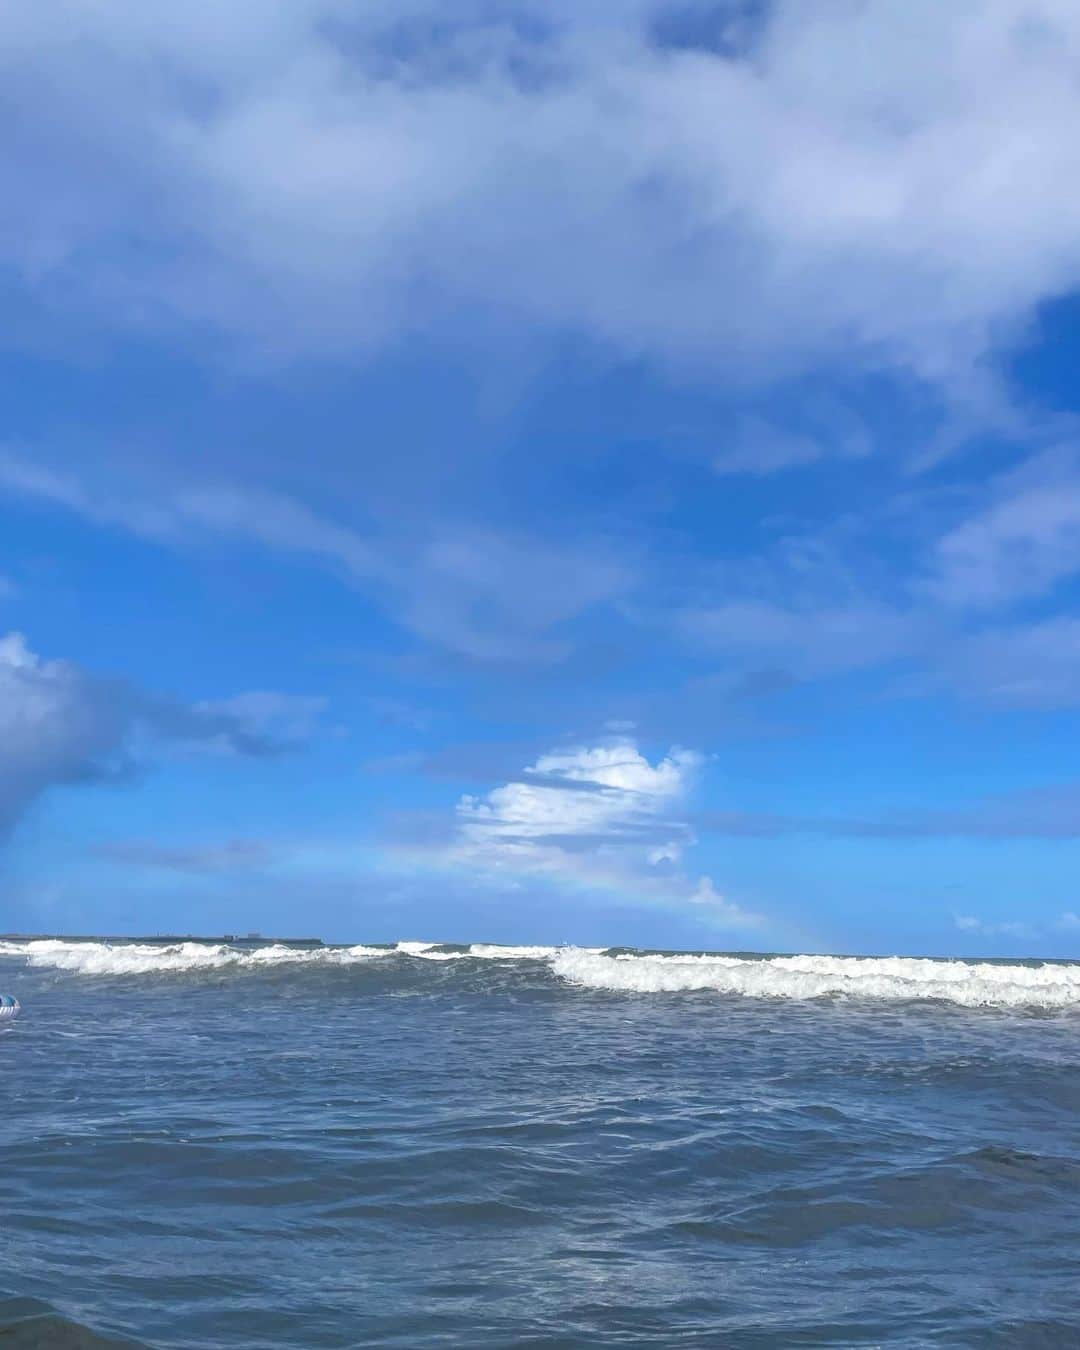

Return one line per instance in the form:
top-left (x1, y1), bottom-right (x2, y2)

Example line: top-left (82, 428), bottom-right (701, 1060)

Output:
top-left (3, 941), bottom-right (1080, 1347)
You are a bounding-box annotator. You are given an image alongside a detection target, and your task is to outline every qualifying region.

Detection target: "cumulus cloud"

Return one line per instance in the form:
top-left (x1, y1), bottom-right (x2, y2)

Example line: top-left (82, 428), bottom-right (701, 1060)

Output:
top-left (444, 736), bottom-right (759, 926)
top-left (456, 739), bottom-right (701, 859)
top-left (5, 0), bottom-right (1080, 404)
top-left (0, 632), bottom-right (319, 835)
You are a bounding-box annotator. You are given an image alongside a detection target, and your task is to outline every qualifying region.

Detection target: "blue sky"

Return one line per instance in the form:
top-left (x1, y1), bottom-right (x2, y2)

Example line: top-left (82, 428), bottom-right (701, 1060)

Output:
top-left (4, 0), bottom-right (1080, 954)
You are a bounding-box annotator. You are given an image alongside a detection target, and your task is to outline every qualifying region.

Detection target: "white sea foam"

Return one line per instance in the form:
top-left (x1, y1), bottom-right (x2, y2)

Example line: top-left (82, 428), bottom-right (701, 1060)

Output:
top-left (396, 942), bottom-right (567, 960)
top-left (469, 944), bottom-right (560, 959)
top-left (550, 949), bottom-right (1080, 1009)
top-left (422, 944), bottom-right (607, 960)
top-left (0, 940), bottom-right (389, 976)
top-left (7, 939), bottom-right (1072, 1006)
top-left (0, 937), bottom-right (600, 975)
top-left (399, 943), bottom-right (468, 960)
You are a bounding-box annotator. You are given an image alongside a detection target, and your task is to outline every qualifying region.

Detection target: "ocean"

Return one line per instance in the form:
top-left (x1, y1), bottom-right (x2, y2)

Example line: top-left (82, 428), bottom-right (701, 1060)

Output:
top-left (2, 938), bottom-right (1079, 1348)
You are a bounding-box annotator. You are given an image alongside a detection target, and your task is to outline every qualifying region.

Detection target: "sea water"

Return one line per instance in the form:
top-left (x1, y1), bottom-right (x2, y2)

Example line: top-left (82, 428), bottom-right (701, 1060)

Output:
top-left (2, 939), bottom-right (1079, 1347)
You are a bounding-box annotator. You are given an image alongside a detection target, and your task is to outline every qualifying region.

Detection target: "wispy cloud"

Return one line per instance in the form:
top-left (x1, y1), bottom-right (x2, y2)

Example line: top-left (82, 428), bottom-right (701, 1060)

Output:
top-left (954, 911), bottom-right (1080, 944)
top-left (0, 452), bottom-right (631, 665)
top-left (928, 449), bottom-right (1080, 611)
top-left (94, 838), bottom-right (276, 873)
top-left (712, 402), bottom-right (873, 477)
top-left (698, 782), bottom-right (1080, 841)
top-left (940, 617), bottom-right (1080, 709)
top-left (670, 437), bottom-right (1080, 708)
top-left (677, 599), bottom-right (919, 678)
top-left (953, 914), bottom-right (1037, 941)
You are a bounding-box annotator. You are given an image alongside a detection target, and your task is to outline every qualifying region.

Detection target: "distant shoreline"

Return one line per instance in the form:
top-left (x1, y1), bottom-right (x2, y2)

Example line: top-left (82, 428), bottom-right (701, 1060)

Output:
top-left (0, 933), bottom-right (325, 947)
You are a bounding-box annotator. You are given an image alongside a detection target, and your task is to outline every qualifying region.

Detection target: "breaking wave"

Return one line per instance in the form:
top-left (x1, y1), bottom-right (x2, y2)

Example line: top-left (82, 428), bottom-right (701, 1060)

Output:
top-left (0, 939), bottom-right (393, 976)
top-left (471, 943), bottom-right (561, 959)
top-left (551, 950), bottom-right (1080, 1008)
top-left (393, 942), bottom-right (564, 961)
top-left (3, 939), bottom-right (1079, 1007)
top-left (0, 938), bottom-right (577, 977)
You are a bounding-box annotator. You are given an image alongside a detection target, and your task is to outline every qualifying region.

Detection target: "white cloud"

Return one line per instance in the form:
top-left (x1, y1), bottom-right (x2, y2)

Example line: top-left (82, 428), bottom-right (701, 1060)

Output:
top-left (5, 1), bottom-right (1080, 406)
top-left (10, 3), bottom-right (1080, 693)
top-left (0, 631), bottom-right (321, 835)
top-left (0, 632), bottom-right (132, 831)
top-left (447, 736), bottom-right (759, 926)
top-left (456, 739), bottom-right (700, 857)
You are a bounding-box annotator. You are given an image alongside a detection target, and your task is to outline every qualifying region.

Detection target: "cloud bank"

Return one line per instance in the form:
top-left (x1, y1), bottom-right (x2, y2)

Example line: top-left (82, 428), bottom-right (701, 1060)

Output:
top-left (7, 4), bottom-right (1080, 696)
top-left (5, 0), bottom-right (1080, 402)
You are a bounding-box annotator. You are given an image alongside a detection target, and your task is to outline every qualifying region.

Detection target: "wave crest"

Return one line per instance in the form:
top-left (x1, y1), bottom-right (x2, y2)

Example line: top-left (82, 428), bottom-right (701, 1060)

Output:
top-left (6, 939), bottom-right (1078, 1006)
top-left (550, 949), bottom-right (1080, 1008)
top-left (0, 939), bottom-right (575, 976)
top-left (398, 943), bottom-right (564, 961)
top-left (0, 940), bottom-right (389, 976)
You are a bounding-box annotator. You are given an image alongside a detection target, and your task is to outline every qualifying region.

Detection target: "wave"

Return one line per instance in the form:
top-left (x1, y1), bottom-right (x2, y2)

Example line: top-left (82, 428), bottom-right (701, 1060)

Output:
top-left (396, 942), bottom-right (580, 961)
top-left (0, 939), bottom-right (390, 977)
top-left (5, 939), bottom-right (1078, 1006)
top-left (550, 950), bottom-right (1080, 1008)
top-left (399, 942), bottom-right (468, 961)
top-left (0, 1297), bottom-right (141, 1349)
top-left (468, 944), bottom-right (563, 959)
top-left (0, 938), bottom-right (580, 976)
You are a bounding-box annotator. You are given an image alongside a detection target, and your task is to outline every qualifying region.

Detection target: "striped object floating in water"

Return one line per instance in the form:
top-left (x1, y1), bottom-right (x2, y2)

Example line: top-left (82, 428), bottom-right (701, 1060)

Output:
top-left (0, 994), bottom-right (19, 1023)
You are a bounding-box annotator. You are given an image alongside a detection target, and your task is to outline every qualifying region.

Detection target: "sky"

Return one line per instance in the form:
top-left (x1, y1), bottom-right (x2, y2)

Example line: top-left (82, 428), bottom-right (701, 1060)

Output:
top-left (4, 0), bottom-right (1080, 955)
